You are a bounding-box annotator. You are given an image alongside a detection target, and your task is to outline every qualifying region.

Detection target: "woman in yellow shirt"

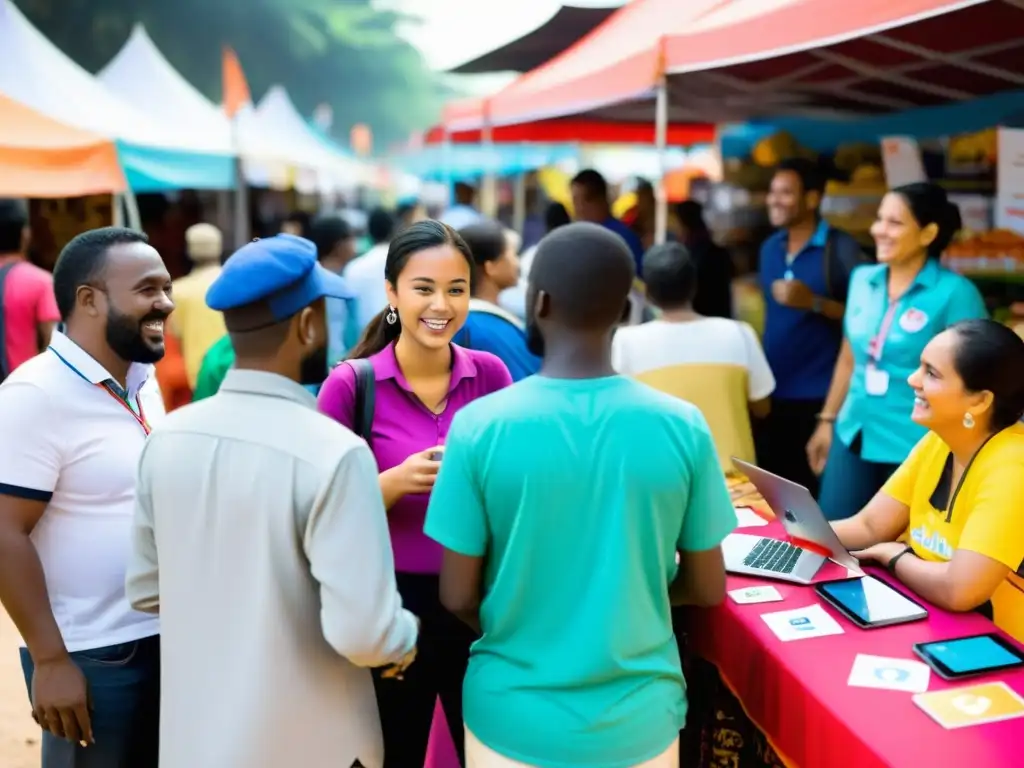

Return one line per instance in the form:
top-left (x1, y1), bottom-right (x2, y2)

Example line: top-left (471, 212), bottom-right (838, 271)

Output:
top-left (833, 319), bottom-right (1024, 640)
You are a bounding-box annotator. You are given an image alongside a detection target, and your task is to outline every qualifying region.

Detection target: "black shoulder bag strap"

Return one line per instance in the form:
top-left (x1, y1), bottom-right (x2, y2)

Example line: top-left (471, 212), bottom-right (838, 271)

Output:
top-left (0, 262), bottom-right (19, 382)
top-left (822, 227), bottom-right (838, 301)
top-left (345, 359), bottom-right (376, 446)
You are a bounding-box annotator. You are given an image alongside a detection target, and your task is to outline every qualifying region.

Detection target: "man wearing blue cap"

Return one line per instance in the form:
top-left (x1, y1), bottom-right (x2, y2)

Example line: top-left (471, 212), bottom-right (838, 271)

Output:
top-left (126, 234), bottom-right (419, 768)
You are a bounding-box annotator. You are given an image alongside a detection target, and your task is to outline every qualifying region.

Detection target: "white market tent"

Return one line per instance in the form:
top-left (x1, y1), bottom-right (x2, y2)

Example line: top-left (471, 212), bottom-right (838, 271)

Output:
top-left (96, 24), bottom-right (233, 155)
top-left (248, 85), bottom-right (371, 191)
top-left (0, 1), bottom-right (217, 154)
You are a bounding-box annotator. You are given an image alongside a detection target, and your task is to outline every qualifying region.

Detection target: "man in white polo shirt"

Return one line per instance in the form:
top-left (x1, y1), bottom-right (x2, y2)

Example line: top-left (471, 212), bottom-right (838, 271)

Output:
top-left (0, 227), bottom-right (173, 768)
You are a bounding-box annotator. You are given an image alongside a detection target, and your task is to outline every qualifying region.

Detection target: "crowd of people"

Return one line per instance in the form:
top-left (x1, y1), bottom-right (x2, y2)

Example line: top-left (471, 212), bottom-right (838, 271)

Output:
top-left (0, 159), bottom-right (1023, 768)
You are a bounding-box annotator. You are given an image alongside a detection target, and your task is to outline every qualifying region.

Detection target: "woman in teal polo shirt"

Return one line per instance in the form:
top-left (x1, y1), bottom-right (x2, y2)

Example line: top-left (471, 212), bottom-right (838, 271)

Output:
top-left (808, 182), bottom-right (987, 520)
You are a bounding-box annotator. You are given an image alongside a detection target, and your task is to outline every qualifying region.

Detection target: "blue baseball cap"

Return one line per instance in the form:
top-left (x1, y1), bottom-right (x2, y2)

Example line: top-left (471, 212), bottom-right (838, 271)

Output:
top-left (206, 234), bottom-right (353, 320)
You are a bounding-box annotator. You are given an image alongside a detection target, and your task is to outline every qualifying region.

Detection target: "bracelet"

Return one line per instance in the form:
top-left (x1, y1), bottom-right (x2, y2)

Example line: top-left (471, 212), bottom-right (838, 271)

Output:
top-left (816, 413), bottom-right (836, 424)
top-left (887, 546), bottom-right (914, 574)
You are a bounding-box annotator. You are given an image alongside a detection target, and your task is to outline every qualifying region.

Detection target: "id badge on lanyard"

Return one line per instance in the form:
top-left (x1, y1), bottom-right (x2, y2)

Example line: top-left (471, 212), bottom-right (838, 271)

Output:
top-left (865, 301), bottom-right (899, 396)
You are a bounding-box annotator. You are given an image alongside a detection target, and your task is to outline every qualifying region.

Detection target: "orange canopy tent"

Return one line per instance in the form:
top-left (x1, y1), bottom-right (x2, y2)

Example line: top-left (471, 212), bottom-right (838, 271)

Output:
top-left (451, 0), bottom-right (1024, 128)
top-left (0, 92), bottom-right (125, 198)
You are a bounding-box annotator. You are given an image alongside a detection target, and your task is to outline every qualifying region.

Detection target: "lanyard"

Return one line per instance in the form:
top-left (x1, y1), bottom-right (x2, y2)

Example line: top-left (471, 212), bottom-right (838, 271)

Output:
top-left (945, 432), bottom-right (997, 523)
top-left (867, 301), bottom-right (900, 364)
top-left (99, 382), bottom-right (151, 435)
top-left (49, 346), bottom-right (151, 436)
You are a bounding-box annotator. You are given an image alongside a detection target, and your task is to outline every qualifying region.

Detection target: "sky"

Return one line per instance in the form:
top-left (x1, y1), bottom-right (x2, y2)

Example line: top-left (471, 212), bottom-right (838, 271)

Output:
top-left (377, 0), bottom-right (628, 94)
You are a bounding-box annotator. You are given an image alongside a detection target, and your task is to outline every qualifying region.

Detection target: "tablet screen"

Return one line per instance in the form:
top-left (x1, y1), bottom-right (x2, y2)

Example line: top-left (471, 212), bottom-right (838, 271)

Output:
top-left (819, 576), bottom-right (926, 624)
top-left (921, 636), bottom-right (1024, 675)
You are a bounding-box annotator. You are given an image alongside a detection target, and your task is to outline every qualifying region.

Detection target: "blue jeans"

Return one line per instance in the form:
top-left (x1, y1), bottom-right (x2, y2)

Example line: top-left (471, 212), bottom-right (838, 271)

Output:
top-left (818, 434), bottom-right (900, 521)
top-left (20, 635), bottom-right (160, 768)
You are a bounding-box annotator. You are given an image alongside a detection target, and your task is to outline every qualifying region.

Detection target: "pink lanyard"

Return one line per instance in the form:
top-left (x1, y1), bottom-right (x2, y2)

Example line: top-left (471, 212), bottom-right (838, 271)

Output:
top-left (867, 301), bottom-right (900, 364)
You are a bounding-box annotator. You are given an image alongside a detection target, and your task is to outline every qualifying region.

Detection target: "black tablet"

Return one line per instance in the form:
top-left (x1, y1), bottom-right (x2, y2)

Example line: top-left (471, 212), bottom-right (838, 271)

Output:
top-left (815, 575), bottom-right (928, 628)
top-left (914, 634), bottom-right (1024, 680)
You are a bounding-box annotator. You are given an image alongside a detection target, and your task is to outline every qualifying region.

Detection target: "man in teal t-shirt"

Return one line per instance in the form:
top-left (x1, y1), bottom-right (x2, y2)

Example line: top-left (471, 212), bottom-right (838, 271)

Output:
top-left (425, 223), bottom-right (737, 768)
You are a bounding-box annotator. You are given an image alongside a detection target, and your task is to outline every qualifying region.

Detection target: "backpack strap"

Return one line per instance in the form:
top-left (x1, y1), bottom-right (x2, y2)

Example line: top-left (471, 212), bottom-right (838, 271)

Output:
top-left (0, 262), bottom-right (19, 381)
top-left (345, 359), bottom-right (376, 446)
top-left (822, 227), bottom-right (838, 301)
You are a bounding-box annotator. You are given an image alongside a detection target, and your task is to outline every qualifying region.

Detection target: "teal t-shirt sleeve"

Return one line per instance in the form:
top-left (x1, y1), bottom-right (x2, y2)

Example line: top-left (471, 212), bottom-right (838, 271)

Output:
top-left (424, 413), bottom-right (488, 557)
top-left (944, 277), bottom-right (988, 326)
top-left (677, 418), bottom-right (738, 552)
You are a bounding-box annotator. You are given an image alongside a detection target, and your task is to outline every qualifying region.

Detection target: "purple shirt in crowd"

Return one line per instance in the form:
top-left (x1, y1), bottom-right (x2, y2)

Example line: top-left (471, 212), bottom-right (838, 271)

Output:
top-left (317, 342), bottom-right (513, 573)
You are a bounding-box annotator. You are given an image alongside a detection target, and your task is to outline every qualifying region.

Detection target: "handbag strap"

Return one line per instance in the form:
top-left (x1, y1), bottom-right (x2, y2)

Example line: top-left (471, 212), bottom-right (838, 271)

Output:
top-left (0, 262), bottom-right (19, 381)
top-left (345, 358), bottom-right (376, 446)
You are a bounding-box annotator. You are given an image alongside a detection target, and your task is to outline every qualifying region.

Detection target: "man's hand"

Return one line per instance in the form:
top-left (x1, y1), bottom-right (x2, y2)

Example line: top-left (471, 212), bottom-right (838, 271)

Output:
top-left (771, 278), bottom-right (815, 311)
top-left (31, 655), bottom-right (92, 746)
top-left (380, 646), bottom-right (418, 680)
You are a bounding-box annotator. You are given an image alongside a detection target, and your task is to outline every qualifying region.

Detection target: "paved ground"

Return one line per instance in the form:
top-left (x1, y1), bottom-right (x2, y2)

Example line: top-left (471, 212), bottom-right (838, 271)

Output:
top-left (0, 607), bottom-right (39, 768)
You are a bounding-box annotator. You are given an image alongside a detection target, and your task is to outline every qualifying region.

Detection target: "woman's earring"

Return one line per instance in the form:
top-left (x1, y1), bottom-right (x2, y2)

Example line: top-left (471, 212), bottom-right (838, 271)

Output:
top-left (963, 412), bottom-right (975, 429)
top-left (385, 307), bottom-right (398, 325)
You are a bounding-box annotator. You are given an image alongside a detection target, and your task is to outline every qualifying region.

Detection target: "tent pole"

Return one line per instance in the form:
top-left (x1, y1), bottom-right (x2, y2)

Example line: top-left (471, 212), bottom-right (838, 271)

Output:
top-left (112, 194), bottom-right (125, 228)
top-left (123, 187), bottom-right (142, 231)
top-left (512, 142), bottom-right (528, 236)
top-left (654, 72), bottom-right (668, 246)
top-left (231, 117), bottom-right (250, 249)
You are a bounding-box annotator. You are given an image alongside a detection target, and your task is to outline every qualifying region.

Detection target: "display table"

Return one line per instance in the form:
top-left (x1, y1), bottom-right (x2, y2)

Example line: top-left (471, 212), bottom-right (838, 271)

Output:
top-left (685, 520), bottom-right (1024, 767)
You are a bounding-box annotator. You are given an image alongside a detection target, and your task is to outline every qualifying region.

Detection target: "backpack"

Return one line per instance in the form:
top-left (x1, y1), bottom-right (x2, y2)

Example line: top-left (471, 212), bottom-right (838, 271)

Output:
top-left (0, 262), bottom-right (19, 382)
top-left (344, 358), bottom-right (375, 446)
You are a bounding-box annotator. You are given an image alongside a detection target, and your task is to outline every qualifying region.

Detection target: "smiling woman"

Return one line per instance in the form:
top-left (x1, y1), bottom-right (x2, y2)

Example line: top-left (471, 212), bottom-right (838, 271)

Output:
top-left (832, 320), bottom-right (1024, 641)
top-left (317, 220), bottom-right (512, 766)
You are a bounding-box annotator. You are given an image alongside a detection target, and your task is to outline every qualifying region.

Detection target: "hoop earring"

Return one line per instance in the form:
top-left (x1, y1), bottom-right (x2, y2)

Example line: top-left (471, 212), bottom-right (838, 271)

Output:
top-left (385, 307), bottom-right (398, 325)
top-left (963, 412), bottom-right (975, 429)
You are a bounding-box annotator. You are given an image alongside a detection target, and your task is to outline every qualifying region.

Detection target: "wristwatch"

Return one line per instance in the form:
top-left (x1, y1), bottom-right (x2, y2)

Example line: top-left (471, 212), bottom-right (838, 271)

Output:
top-left (811, 296), bottom-right (824, 314)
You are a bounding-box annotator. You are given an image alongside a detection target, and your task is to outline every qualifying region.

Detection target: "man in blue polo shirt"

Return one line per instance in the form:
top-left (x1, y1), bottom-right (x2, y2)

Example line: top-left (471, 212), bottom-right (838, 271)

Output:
top-left (571, 169), bottom-right (645, 274)
top-left (756, 158), bottom-right (865, 495)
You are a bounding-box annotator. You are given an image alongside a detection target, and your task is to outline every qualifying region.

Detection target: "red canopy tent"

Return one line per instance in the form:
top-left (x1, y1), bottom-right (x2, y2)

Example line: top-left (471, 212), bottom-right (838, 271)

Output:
top-left (423, 116), bottom-right (714, 145)
top-left (436, 2), bottom-right (714, 144)
top-left (449, 0), bottom-right (1024, 129)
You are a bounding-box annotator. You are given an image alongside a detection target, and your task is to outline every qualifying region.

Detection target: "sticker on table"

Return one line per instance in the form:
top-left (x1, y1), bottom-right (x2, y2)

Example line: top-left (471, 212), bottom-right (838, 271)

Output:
top-left (848, 654), bottom-right (930, 693)
top-left (899, 307), bottom-right (929, 334)
top-left (729, 585), bottom-right (783, 605)
top-left (913, 682), bottom-right (1024, 729)
top-left (761, 604), bottom-right (844, 641)
top-left (735, 506), bottom-right (770, 528)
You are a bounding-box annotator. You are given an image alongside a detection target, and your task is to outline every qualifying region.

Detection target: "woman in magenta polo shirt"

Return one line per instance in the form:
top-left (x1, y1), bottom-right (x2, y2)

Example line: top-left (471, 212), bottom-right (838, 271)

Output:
top-left (318, 220), bottom-right (512, 767)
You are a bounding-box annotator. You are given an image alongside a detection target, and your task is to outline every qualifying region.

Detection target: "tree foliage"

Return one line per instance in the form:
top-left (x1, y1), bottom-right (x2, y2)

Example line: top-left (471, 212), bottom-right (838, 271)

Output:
top-left (14, 0), bottom-right (444, 149)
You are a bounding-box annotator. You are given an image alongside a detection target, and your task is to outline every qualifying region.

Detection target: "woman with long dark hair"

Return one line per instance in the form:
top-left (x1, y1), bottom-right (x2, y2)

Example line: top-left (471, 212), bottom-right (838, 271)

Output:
top-left (318, 220), bottom-right (512, 766)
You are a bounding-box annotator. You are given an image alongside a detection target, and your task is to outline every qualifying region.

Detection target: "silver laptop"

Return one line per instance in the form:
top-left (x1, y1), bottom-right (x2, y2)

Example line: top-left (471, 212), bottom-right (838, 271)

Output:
top-left (725, 458), bottom-right (863, 584)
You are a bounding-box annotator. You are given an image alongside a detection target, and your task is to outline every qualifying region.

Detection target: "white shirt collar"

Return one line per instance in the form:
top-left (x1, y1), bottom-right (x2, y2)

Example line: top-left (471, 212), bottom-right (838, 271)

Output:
top-left (48, 331), bottom-right (152, 397)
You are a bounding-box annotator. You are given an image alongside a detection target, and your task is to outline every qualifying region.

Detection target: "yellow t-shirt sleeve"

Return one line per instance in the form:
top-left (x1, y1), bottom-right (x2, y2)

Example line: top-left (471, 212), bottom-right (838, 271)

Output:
top-left (882, 434), bottom-right (932, 505)
top-left (958, 458), bottom-right (1024, 571)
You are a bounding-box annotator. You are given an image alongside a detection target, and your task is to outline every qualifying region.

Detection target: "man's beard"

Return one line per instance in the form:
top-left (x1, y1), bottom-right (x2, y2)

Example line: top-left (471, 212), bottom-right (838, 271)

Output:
top-left (300, 345), bottom-right (329, 386)
top-left (525, 316), bottom-right (545, 358)
top-left (106, 307), bottom-right (166, 364)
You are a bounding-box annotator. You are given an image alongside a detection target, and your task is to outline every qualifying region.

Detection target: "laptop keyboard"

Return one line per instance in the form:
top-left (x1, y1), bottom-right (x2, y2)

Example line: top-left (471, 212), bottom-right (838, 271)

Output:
top-left (743, 538), bottom-right (802, 574)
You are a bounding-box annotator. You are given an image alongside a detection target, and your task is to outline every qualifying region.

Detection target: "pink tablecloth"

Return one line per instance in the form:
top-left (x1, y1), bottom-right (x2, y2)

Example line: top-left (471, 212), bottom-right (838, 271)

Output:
top-left (687, 521), bottom-right (1024, 767)
top-left (425, 697), bottom-right (459, 768)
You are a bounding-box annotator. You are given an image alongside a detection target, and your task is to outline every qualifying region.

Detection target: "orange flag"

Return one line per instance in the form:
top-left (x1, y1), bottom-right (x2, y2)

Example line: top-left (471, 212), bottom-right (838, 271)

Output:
top-left (222, 46), bottom-right (251, 118)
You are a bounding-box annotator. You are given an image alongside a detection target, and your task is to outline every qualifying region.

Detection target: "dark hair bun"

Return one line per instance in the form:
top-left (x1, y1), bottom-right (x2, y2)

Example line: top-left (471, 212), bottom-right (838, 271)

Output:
top-left (893, 182), bottom-right (961, 258)
top-left (950, 319), bottom-right (1024, 431)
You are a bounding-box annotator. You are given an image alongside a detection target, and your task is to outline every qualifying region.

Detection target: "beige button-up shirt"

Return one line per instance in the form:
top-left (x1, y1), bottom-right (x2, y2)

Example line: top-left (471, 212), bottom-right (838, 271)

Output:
top-left (126, 369), bottom-right (417, 768)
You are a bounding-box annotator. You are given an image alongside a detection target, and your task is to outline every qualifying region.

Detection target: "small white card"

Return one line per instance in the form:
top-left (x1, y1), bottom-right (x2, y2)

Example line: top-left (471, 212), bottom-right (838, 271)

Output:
top-left (735, 506), bottom-right (769, 528)
top-left (761, 604), bottom-right (844, 641)
top-left (729, 585), bottom-right (783, 605)
top-left (848, 654), bottom-right (931, 693)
